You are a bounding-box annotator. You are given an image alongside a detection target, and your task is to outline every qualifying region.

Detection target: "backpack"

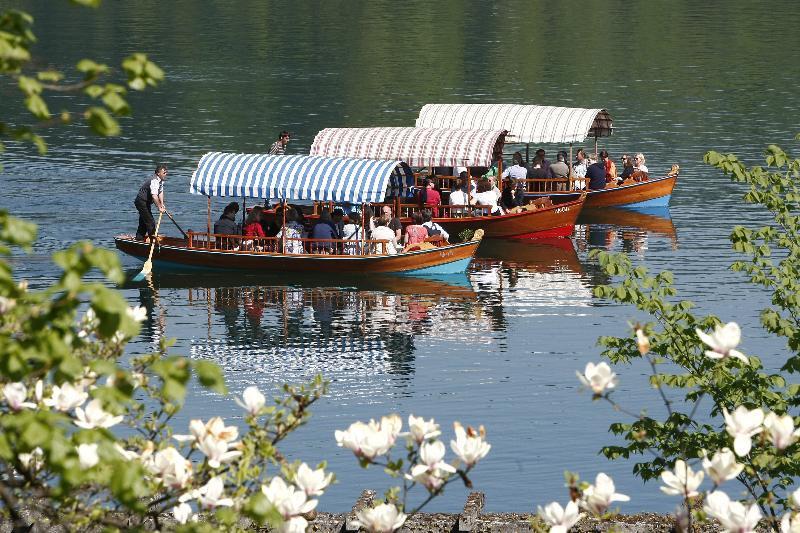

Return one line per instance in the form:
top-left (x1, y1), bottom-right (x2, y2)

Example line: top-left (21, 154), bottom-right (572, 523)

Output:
top-left (425, 223), bottom-right (442, 237)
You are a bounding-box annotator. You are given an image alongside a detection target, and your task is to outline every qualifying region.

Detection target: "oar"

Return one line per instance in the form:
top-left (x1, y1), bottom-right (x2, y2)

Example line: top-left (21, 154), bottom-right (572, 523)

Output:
top-left (166, 210), bottom-right (188, 239)
top-left (133, 211), bottom-right (163, 282)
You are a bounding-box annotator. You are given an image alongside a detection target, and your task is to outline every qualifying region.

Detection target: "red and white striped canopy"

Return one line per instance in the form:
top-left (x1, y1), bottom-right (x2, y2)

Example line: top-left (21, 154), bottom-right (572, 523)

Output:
top-left (310, 127), bottom-right (506, 167)
top-left (415, 104), bottom-right (613, 144)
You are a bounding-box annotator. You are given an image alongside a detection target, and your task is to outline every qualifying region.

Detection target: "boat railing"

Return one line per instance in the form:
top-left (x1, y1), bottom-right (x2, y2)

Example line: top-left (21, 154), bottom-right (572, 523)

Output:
top-left (187, 232), bottom-right (393, 256)
top-left (414, 174), bottom-right (589, 194)
top-left (397, 203), bottom-right (491, 218)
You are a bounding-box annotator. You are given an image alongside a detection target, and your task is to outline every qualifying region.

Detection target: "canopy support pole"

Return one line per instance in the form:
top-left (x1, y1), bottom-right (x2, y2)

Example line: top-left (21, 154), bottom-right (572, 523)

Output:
top-left (206, 196), bottom-right (212, 239)
top-left (569, 143), bottom-right (574, 189)
top-left (242, 197), bottom-right (246, 232)
top-left (281, 200), bottom-right (287, 254)
top-left (467, 167), bottom-right (472, 207)
top-left (594, 133), bottom-right (598, 160)
top-left (525, 143), bottom-right (530, 164)
top-left (361, 202), bottom-right (366, 255)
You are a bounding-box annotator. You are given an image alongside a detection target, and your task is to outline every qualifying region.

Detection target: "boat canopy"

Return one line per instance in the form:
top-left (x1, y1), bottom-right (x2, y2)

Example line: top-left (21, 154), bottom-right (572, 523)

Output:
top-left (310, 127), bottom-right (506, 167)
top-left (415, 104), bottom-right (613, 144)
top-left (189, 152), bottom-right (407, 204)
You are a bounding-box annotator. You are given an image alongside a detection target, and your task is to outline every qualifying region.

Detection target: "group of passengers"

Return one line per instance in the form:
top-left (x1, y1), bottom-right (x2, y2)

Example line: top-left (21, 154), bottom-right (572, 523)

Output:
top-left (215, 201), bottom-right (447, 256)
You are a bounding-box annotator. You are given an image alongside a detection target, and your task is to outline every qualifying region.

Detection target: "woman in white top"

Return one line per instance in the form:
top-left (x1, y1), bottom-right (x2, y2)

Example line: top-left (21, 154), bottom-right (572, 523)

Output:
top-left (470, 179), bottom-right (504, 216)
top-left (341, 212), bottom-right (363, 255)
top-left (633, 152), bottom-right (649, 173)
top-left (279, 207), bottom-right (306, 254)
top-left (370, 217), bottom-right (399, 255)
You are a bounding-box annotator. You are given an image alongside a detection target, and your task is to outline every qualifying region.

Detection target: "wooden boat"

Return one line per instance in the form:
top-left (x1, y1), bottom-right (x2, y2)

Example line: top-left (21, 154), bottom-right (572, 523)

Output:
top-left (309, 127), bottom-right (585, 239)
top-left (475, 237), bottom-right (582, 274)
top-left (414, 103), bottom-right (677, 208)
top-left (396, 195), bottom-right (585, 239)
top-left (116, 153), bottom-right (483, 276)
top-left (578, 206), bottom-right (676, 239)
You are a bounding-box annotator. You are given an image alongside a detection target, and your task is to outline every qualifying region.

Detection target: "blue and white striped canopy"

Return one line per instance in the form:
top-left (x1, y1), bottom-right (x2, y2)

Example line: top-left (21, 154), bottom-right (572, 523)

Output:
top-left (189, 152), bottom-right (404, 204)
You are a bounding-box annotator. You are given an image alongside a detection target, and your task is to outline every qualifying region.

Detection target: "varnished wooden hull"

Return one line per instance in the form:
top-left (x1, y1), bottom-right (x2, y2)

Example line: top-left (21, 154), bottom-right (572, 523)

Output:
top-left (433, 196), bottom-right (584, 239)
top-left (475, 237), bottom-right (582, 274)
top-left (115, 236), bottom-right (480, 275)
top-left (525, 175), bottom-right (677, 208)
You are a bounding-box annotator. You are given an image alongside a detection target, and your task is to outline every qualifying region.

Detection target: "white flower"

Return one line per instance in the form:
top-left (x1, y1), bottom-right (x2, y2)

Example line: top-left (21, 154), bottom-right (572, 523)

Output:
top-left (197, 435), bottom-right (242, 469)
top-left (44, 382), bottom-right (88, 412)
top-left (0, 296), bottom-right (16, 314)
top-left (354, 503), bottom-right (407, 533)
top-left (581, 473), bottom-right (630, 515)
top-left (262, 476), bottom-right (317, 530)
top-left (335, 420), bottom-right (395, 460)
top-left (702, 448), bottom-right (744, 486)
top-left (77, 443), bottom-right (99, 469)
top-left (449, 422), bottom-right (490, 467)
top-left (147, 446), bottom-right (193, 489)
top-left (114, 444), bottom-right (140, 461)
top-left (696, 322), bottom-right (748, 363)
top-left (660, 459), bottom-right (704, 497)
top-left (406, 468), bottom-right (446, 491)
top-left (793, 488), bottom-right (800, 508)
top-left (782, 512), bottom-right (800, 533)
top-left (196, 477), bottom-right (234, 509)
top-left (175, 417), bottom-right (239, 444)
top-left (3, 382), bottom-right (36, 410)
top-left (406, 414), bottom-right (441, 444)
top-left (723, 406), bottom-right (765, 456)
top-left (703, 491), bottom-right (761, 533)
top-left (18, 447), bottom-right (43, 470)
top-left (73, 399), bottom-right (123, 429)
top-left (294, 462), bottom-right (333, 497)
top-left (576, 362), bottom-right (618, 395)
top-left (764, 412), bottom-right (800, 450)
top-left (126, 305), bottom-right (147, 322)
top-left (636, 329), bottom-right (650, 355)
top-left (537, 500), bottom-right (584, 533)
top-left (235, 386), bottom-right (266, 415)
top-left (172, 502), bottom-right (195, 524)
top-left (34, 380), bottom-right (43, 403)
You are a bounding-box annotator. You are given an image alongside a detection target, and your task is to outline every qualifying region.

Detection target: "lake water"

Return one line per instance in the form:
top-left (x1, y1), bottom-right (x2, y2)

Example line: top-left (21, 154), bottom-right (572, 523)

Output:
top-left (2, 0), bottom-right (799, 514)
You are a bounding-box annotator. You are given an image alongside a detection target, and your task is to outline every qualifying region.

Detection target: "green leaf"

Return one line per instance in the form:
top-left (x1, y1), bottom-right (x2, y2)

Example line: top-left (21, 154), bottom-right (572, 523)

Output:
top-left (84, 106), bottom-right (120, 136)
top-left (25, 94), bottom-right (50, 119)
top-left (194, 360), bottom-right (227, 394)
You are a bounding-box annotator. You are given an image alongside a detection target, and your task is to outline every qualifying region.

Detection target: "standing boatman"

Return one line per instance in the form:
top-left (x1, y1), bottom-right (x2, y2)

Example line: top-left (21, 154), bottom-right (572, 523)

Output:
top-left (134, 163), bottom-right (168, 241)
top-left (268, 130), bottom-right (291, 155)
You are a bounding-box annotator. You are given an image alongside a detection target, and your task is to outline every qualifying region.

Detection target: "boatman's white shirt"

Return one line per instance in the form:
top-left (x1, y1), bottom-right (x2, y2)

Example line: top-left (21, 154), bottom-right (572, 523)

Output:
top-left (149, 176), bottom-right (163, 197)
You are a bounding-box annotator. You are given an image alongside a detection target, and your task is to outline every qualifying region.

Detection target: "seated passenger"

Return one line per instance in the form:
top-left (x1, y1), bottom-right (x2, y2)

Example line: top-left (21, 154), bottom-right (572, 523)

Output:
top-left (600, 150), bottom-right (617, 182)
top-left (370, 217), bottom-right (399, 255)
top-left (549, 152), bottom-right (570, 191)
top-left (279, 207), bottom-right (306, 254)
top-left (404, 212), bottom-right (428, 246)
top-left (500, 177), bottom-right (518, 210)
top-left (502, 152), bottom-right (528, 180)
top-left (573, 148), bottom-right (588, 190)
top-left (586, 158), bottom-right (608, 190)
top-left (619, 154), bottom-right (634, 181)
top-left (418, 178), bottom-right (441, 216)
top-left (471, 179), bottom-right (504, 216)
top-left (341, 212), bottom-right (363, 255)
top-left (421, 209), bottom-right (449, 242)
top-left (214, 201), bottom-right (240, 235)
top-left (311, 208), bottom-right (340, 253)
top-left (633, 152), bottom-right (649, 174)
top-left (243, 206), bottom-right (265, 237)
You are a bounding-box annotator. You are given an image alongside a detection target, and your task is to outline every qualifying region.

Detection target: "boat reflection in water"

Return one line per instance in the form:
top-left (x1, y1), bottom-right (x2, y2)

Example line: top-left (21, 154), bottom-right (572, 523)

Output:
top-left (126, 272), bottom-right (500, 389)
top-left (470, 238), bottom-right (592, 319)
top-left (575, 206), bottom-right (678, 255)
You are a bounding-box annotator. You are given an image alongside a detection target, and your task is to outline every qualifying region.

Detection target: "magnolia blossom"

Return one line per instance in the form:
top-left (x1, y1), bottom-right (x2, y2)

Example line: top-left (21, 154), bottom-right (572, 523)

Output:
top-left (73, 399), bottom-right (123, 429)
top-left (44, 382), bottom-right (88, 412)
top-left (576, 362), bottom-right (618, 395)
top-left (723, 406), bottom-right (765, 456)
top-left (3, 382), bottom-right (36, 410)
top-left (702, 448), bottom-right (743, 486)
top-left (764, 412), bottom-right (800, 450)
top-left (450, 422), bottom-right (490, 467)
top-left (147, 446), bottom-right (193, 489)
top-left (696, 321), bottom-right (748, 363)
top-left (197, 434), bottom-right (242, 469)
top-left (660, 459), bottom-right (704, 497)
top-left (0, 296), bottom-right (15, 314)
top-left (172, 502), bottom-right (195, 525)
top-left (636, 329), bottom-right (650, 355)
top-left (261, 476), bottom-right (317, 532)
top-left (235, 386), bottom-right (266, 415)
top-left (703, 491), bottom-right (761, 533)
top-left (792, 488), bottom-right (800, 508)
top-left (537, 500), bottom-right (584, 533)
top-left (34, 380), bottom-right (43, 403)
top-left (782, 513), bottom-right (800, 533)
top-left (405, 414), bottom-right (441, 444)
top-left (175, 417), bottom-right (239, 444)
top-left (353, 503), bottom-right (407, 533)
top-left (77, 443), bottom-right (99, 469)
top-left (580, 473), bottom-right (630, 515)
top-left (294, 462), bottom-right (333, 497)
top-left (335, 416), bottom-right (401, 460)
top-left (18, 447), bottom-right (44, 470)
top-left (195, 477), bottom-right (234, 509)
top-left (126, 305), bottom-right (147, 322)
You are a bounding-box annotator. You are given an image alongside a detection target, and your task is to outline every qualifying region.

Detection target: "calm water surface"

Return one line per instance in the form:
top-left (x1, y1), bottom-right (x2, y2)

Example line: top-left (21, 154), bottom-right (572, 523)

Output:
top-left (2, 0), bottom-right (799, 513)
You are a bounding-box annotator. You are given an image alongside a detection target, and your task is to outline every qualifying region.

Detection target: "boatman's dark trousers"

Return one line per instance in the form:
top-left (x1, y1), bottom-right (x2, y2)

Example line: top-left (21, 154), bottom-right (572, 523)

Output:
top-left (135, 199), bottom-right (155, 240)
